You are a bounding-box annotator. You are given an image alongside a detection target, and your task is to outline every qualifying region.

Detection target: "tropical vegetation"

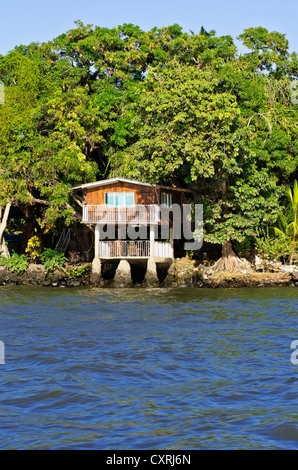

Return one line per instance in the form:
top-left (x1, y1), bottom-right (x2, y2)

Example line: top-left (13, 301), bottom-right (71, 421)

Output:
top-left (0, 22), bottom-right (298, 270)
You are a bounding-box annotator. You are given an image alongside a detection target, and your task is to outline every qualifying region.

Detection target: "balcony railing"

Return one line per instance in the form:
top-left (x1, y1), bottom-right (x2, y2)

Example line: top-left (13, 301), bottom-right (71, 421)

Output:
top-left (98, 240), bottom-right (172, 258)
top-left (99, 240), bottom-right (150, 258)
top-left (83, 205), bottom-right (159, 224)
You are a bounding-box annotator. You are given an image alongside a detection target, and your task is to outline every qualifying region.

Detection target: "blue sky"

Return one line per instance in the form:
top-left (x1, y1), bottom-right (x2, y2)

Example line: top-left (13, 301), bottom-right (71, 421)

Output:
top-left (1, 0), bottom-right (298, 55)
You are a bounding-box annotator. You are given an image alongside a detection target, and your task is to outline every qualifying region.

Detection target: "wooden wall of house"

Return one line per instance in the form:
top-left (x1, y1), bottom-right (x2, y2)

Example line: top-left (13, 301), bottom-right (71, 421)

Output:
top-left (85, 182), bottom-right (193, 206)
top-left (86, 182), bottom-right (158, 205)
top-left (157, 187), bottom-right (184, 205)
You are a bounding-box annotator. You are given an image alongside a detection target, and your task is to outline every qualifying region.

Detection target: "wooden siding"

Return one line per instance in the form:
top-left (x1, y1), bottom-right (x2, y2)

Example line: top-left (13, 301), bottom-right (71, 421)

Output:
top-left (85, 182), bottom-right (193, 207)
top-left (86, 182), bottom-right (158, 206)
top-left (158, 187), bottom-right (183, 205)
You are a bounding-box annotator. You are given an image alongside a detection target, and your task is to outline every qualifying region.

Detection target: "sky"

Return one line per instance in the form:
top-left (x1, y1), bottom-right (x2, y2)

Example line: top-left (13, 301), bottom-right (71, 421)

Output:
top-left (1, 0), bottom-right (298, 55)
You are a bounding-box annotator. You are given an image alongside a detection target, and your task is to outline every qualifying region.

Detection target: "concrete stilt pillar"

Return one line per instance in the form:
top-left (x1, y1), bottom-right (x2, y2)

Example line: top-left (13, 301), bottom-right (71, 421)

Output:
top-left (91, 223), bottom-right (103, 284)
top-left (143, 258), bottom-right (159, 287)
top-left (92, 257), bottom-right (102, 274)
top-left (112, 260), bottom-right (133, 287)
top-left (91, 257), bottom-right (102, 286)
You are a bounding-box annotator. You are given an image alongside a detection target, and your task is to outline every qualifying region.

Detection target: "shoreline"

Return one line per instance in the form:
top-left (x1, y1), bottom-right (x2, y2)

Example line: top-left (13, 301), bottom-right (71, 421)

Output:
top-left (0, 264), bottom-right (297, 289)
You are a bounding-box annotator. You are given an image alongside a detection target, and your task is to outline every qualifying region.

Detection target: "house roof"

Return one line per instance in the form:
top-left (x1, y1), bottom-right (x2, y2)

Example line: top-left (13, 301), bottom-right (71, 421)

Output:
top-left (70, 177), bottom-right (152, 191)
top-left (70, 177), bottom-right (194, 193)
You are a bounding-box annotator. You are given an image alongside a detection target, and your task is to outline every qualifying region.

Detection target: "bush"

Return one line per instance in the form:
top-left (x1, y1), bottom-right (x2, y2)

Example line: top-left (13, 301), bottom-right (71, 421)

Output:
top-left (255, 236), bottom-right (295, 263)
top-left (40, 249), bottom-right (67, 272)
top-left (233, 239), bottom-right (252, 258)
top-left (0, 251), bottom-right (29, 274)
top-left (25, 236), bottom-right (41, 262)
top-left (68, 250), bottom-right (81, 264)
top-left (71, 266), bottom-right (86, 277)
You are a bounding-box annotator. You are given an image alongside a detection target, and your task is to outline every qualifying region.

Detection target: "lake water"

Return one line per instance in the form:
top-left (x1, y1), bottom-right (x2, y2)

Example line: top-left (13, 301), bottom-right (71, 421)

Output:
top-left (0, 285), bottom-right (297, 450)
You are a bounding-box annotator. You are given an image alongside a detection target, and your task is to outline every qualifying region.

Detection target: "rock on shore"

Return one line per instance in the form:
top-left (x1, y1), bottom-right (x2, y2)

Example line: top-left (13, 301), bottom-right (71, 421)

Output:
top-left (0, 258), bottom-right (297, 288)
top-left (0, 264), bottom-right (90, 287)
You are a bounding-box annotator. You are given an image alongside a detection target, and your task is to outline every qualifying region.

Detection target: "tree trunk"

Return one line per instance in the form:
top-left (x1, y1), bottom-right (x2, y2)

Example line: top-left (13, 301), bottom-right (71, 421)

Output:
top-left (211, 179), bottom-right (252, 273)
top-left (0, 201), bottom-right (12, 258)
top-left (213, 240), bottom-right (252, 273)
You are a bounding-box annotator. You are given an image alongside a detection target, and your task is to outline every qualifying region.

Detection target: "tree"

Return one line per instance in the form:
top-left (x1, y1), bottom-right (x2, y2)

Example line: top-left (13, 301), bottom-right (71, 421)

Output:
top-left (1, 22), bottom-right (298, 270)
top-left (0, 50), bottom-right (97, 255)
top-left (238, 27), bottom-right (298, 79)
top-left (109, 60), bottom-right (287, 271)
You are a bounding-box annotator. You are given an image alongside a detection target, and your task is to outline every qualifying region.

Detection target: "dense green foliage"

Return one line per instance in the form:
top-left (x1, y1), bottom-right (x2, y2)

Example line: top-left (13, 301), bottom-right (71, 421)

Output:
top-left (0, 251), bottom-right (29, 273)
top-left (40, 249), bottom-right (67, 272)
top-left (255, 233), bottom-right (295, 264)
top-left (1, 21), bottom-right (298, 260)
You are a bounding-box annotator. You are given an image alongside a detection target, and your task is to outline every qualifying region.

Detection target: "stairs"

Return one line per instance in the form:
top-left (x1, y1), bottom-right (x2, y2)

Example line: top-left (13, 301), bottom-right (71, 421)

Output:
top-left (55, 229), bottom-right (71, 254)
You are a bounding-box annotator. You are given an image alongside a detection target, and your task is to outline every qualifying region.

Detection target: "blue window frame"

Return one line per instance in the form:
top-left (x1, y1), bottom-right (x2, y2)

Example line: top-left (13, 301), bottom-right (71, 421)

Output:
top-left (105, 192), bottom-right (135, 207)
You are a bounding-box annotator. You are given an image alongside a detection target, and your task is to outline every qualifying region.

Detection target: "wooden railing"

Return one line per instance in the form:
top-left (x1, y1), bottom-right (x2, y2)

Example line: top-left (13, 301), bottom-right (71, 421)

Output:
top-left (97, 240), bottom-right (172, 258)
top-left (83, 205), bottom-right (159, 224)
top-left (99, 240), bottom-right (150, 258)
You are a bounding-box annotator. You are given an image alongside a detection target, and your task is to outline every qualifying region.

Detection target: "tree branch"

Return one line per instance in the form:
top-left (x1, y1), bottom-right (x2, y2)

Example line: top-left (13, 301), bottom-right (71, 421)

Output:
top-left (30, 196), bottom-right (82, 220)
top-left (30, 197), bottom-right (51, 206)
top-left (64, 202), bottom-right (82, 220)
top-left (71, 193), bottom-right (84, 208)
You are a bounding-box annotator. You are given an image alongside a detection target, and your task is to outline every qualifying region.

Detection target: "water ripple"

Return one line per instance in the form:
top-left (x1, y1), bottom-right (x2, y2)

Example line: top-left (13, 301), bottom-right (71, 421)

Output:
top-left (0, 286), bottom-right (297, 449)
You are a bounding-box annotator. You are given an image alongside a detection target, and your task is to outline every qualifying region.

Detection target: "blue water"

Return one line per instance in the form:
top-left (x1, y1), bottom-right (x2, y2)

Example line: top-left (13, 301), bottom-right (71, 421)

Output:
top-left (0, 286), bottom-right (297, 449)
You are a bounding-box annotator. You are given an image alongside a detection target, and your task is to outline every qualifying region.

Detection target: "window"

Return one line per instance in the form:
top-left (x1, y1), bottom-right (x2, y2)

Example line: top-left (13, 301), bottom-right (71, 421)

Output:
top-left (105, 192), bottom-right (135, 207)
top-left (161, 192), bottom-right (172, 207)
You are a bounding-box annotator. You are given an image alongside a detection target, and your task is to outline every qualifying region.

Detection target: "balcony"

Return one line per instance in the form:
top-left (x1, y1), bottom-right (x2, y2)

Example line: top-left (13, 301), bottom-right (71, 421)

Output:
top-left (83, 205), bottom-right (160, 224)
top-left (99, 240), bottom-right (150, 258)
top-left (98, 240), bottom-right (173, 259)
